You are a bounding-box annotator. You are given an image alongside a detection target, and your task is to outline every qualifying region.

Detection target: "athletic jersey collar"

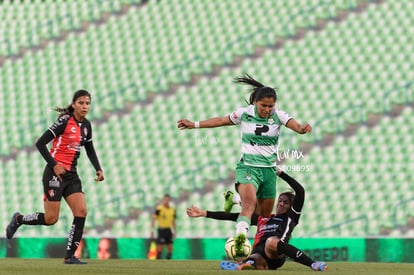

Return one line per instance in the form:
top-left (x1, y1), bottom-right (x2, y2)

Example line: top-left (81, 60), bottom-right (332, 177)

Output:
top-left (72, 114), bottom-right (84, 125)
top-left (254, 105), bottom-right (273, 122)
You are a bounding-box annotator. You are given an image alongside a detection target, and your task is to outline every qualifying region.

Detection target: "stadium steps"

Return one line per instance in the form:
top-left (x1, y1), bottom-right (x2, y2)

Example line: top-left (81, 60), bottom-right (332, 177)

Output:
top-left (3, 0), bottom-right (410, 237)
top-left (12, 101), bottom-right (414, 238)
top-left (2, 0), bottom-right (410, 237)
top-left (0, 0), bottom-right (365, 156)
top-left (132, 103), bottom-right (414, 238)
top-left (0, 0), bottom-right (149, 65)
top-left (0, 0), bottom-right (383, 161)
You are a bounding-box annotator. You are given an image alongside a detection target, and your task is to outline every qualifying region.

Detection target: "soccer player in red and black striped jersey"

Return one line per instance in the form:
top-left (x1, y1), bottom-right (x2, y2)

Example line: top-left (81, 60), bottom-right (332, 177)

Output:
top-left (186, 170), bottom-right (327, 271)
top-left (5, 90), bottom-right (104, 264)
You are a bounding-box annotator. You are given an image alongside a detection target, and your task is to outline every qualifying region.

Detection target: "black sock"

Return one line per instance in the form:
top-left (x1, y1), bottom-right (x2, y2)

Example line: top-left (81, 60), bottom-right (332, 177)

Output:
top-left (65, 217), bottom-right (86, 258)
top-left (166, 252), bottom-right (172, 259)
top-left (18, 213), bottom-right (47, 225)
top-left (277, 241), bottom-right (314, 267)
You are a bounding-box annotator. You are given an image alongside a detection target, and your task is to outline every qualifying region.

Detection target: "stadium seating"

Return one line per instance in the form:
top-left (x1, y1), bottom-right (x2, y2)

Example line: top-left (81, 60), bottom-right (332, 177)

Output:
top-left (1, 0), bottom-right (413, 239)
top-left (286, 107), bottom-right (414, 237)
top-left (174, 106), bottom-right (414, 238)
top-left (0, 0), bottom-right (146, 55)
top-left (0, 0), bottom-right (365, 155)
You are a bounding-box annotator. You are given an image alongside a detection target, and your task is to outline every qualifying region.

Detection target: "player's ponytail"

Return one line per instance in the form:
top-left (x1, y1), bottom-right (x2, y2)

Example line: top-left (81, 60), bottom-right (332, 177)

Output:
top-left (53, 106), bottom-right (72, 117)
top-left (54, 89), bottom-right (91, 117)
top-left (234, 73), bottom-right (277, 105)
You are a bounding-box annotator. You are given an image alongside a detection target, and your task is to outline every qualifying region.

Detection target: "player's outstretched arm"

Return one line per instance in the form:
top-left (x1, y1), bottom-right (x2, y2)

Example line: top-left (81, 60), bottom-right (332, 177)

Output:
top-left (177, 116), bottom-right (233, 130)
top-left (285, 118), bottom-right (312, 134)
top-left (277, 170), bottom-right (305, 212)
top-left (187, 205), bottom-right (239, 221)
top-left (187, 205), bottom-right (259, 224)
top-left (186, 205), bottom-right (207, 217)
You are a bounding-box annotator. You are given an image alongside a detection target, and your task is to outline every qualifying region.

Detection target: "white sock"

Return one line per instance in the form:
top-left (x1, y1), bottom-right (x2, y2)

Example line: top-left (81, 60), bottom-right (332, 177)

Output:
top-left (232, 193), bottom-right (241, 206)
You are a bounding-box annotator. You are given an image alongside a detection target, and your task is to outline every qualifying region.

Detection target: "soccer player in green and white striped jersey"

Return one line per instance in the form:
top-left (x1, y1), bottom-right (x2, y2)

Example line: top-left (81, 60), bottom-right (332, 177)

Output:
top-left (177, 74), bottom-right (312, 257)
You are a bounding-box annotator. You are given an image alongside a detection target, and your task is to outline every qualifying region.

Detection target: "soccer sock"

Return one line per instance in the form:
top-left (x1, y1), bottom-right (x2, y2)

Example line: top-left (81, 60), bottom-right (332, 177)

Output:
top-left (166, 252), bottom-right (172, 259)
top-left (65, 217), bottom-right (86, 259)
top-left (277, 241), bottom-right (314, 267)
top-left (17, 213), bottom-right (47, 225)
top-left (232, 193), bottom-right (242, 206)
top-left (235, 216), bottom-right (250, 235)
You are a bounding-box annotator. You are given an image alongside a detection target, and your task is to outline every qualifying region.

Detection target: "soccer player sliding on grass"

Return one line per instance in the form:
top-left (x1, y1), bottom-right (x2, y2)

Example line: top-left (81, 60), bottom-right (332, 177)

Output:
top-left (187, 169), bottom-right (327, 271)
top-left (178, 74), bottom-right (312, 257)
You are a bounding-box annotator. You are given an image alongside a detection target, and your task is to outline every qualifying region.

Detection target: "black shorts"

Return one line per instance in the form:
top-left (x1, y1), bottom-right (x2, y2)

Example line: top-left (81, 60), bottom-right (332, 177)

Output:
top-left (157, 228), bottom-right (173, 245)
top-left (252, 243), bottom-right (286, 270)
top-left (42, 166), bottom-right (83, 201)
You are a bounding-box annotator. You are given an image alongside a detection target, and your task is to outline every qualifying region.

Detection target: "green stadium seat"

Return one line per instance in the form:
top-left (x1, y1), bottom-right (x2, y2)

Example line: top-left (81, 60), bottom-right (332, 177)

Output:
top-left (1, 0), bottom-right (413, 238)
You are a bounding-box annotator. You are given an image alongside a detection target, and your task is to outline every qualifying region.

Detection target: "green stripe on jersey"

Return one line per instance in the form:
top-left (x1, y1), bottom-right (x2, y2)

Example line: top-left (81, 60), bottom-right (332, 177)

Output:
top-left (242, 153), bottom-right (276, 167)
top-left (242, 133), bottom-right (279, 146)
top-left (237, 107), bottom-right (283, 167)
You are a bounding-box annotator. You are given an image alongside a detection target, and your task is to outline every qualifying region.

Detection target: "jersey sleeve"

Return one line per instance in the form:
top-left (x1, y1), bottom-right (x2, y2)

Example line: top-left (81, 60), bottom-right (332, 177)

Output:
top-left (48, 114), bottom-right (70, 137)
top-left (83, 120), bottom-right (103, 171)
top-left (35, 130), bottom-right (57, 168)
top-left (85, 141), bottom-right (102, 171)
top-left (279, 171), bottom-right (305, 224)
top-left (228, 106), bottom-right (247, 125)
top-left (275, 109), bottom-right (292, 126)
top-left (206, 211), bottom-right (239, 221)
top-left (85, 120), bottom-right (93, 142)
top-left (205, 211), bottom-right (259, 225)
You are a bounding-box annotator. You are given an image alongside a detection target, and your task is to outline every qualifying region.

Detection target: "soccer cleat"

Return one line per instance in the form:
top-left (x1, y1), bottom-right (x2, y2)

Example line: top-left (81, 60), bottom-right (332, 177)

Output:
top-left (311, 261), bottom-right (328, 271)
top-left (223, 191), bottom-right (235, 213)
top-left (220, 261), bottom-right (254, 270)
top-left (64, 256), bottom-right (87, 264)
top-left (220, 261), bottom-right (239, 270)
top-left (233, 233), bottom-right (247, 257)
top-left (6, 212), bottom-right (21, 239)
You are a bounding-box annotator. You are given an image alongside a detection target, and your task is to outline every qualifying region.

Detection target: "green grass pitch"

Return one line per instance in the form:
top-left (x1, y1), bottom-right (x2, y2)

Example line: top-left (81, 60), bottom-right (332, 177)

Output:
top-left (0, 259), bottom-right (413, 275)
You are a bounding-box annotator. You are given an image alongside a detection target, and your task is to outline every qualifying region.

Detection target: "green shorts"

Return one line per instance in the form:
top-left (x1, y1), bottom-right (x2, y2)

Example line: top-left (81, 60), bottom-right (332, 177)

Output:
top-left (235, 161), bottom-right (277, 199)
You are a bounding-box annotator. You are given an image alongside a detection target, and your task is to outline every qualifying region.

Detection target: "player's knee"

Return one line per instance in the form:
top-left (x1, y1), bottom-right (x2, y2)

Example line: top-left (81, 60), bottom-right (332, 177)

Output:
top-left (265, 237), bottom-right (279, 251)
top-left (45, 215), bottom-right (59, 225)
top-left (76, 208), bottom-right (88, 218)
top-left (239, 184), bottom-right (257, 199)
top-left (239, 194), bottom-right (257, 213)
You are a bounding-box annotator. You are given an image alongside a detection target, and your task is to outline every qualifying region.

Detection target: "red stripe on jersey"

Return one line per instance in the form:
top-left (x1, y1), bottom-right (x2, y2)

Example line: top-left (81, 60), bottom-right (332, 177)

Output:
top-left (50, 116), bottom-right (81, 171)
top-left (253, 216), bottom-right (268, 248)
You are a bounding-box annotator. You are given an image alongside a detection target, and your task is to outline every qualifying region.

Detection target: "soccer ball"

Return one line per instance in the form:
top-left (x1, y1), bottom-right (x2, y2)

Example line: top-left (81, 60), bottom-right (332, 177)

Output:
top-left (224, 236), bottom-right (252, 261)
